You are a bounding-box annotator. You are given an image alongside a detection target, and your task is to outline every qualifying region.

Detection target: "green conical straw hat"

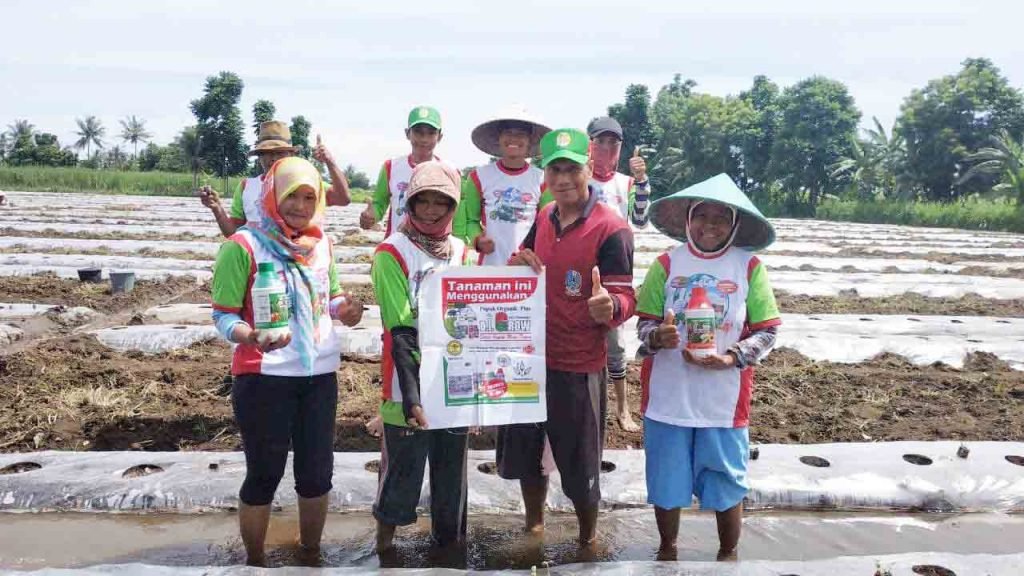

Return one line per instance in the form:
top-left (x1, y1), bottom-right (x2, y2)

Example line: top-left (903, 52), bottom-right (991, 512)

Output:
top-left (649, 173), bottom-right (775, 250)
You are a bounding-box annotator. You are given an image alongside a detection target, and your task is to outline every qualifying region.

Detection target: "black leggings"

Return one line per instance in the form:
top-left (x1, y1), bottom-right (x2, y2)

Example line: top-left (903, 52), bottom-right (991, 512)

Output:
top-left (232, 372), bottom-right (338, 506)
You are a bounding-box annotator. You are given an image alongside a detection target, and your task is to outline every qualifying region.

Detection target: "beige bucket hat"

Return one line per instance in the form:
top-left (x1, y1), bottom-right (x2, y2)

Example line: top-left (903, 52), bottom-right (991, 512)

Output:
top-left (248, 120), bottom-right (299, 156)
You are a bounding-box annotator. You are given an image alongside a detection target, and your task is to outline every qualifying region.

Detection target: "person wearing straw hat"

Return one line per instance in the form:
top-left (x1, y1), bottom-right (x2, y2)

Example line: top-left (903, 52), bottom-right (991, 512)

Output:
top-left (499, 128), bottom-right (636, 551)
top-left (199, 120), bottom-right (352, 237)
top-left (634, 173), bottom-right (781, 562)
top-left (586, 116), bottom-right (652, 434)
top-left (454, 106), bottom-right (551, 265)
top-left (210, 157), bottom-right (364, 566)
top-left (370, 161), bottom-right (472, 555)
top-left (360, 106), bottom-right (455, 236)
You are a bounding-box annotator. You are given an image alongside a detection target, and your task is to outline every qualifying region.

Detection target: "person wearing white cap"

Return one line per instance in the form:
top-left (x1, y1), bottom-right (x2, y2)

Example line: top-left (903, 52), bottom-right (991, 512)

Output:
top-left (454, 107), bottom-right (551, 265)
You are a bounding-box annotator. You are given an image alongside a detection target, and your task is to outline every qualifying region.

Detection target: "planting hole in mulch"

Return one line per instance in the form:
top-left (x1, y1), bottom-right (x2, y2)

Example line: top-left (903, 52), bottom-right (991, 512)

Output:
top-left (1005, 455), bottom-right (1024, 466)
top-left (364, 459), bottom-right (380, 474)
top-left (600, 460), bottom-right (617, 473)
top-left (122, 464), bottom-right (164, 478)
top-left (477, 462), bottom-right (498, 475)
top-left (903, 454), bottom-right (933, 466)
top-left (912, 566), bottom-right (956, 576)
top-left (799, 456), bottom-right (830, 468)
top-left (0, 462), bottom-right (42, 475)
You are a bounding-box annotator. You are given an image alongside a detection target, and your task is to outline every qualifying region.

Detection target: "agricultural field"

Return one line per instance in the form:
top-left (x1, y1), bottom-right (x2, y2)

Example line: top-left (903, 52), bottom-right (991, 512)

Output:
top-left (0, 191), bottom-right (1022, 453)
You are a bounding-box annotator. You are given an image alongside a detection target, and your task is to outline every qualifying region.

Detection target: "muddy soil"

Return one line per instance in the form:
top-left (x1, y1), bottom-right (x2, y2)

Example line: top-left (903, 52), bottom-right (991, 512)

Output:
top-left (776, 292), bottom-right (1024, 317)
top-left (0, 274), bottom-right (208, 314)
top-left (0, 245), bottom-right (215, 261)
top-left (0, 226), bottom-right (212, 243)
top-left (1, 268), bottom-right (1022, 454)
top-left (1, 335), bottom-right (1021, 453)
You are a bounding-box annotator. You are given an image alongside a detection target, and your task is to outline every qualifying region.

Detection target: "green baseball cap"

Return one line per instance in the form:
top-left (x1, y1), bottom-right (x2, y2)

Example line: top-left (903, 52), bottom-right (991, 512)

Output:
top-left (407, 106), bottom-right (442, 130)
top-left (538, 128), bottom-right (589, 168)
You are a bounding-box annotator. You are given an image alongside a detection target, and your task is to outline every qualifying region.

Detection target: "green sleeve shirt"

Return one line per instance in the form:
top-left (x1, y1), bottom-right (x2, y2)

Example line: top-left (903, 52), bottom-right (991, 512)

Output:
top-left (372, 163), bottom-right (390, 222)
top-left (746, 260), bottom-right (781, 326)
top-left (372, 249), bottom-right (416, 427)
top-left (228, 180), bottom-right (246, 222)
top-left (212, 240), bottom-right (251, 311)
top-left (453, 172), bottom-right (483, 246)
top-left (636, 257), bottom-right (669, 319)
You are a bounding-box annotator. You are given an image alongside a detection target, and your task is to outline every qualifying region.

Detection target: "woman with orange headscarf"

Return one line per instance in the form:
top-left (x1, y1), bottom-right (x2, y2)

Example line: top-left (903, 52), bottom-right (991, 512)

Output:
top-left (211, 157), bottom-right (363, 566)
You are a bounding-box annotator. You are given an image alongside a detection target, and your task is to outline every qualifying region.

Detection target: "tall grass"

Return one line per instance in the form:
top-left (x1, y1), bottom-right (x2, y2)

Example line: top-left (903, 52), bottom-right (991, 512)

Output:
top-left (815, 198), bottom-right (1024, 233)
top-left (0, 166), bottom-right (372, 201)
top-left (0, 166), bottom-right (242, 197)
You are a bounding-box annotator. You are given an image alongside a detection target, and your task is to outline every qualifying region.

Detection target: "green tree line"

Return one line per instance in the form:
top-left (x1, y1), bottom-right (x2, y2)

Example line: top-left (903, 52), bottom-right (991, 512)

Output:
top-left (1, 71), bottom-right (371, 188)
top-left (606, 58), bottom-right (1024, 213)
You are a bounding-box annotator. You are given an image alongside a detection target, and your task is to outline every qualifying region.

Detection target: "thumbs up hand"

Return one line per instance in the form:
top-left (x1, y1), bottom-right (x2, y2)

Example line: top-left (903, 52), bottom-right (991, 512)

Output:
top-left (628, 145), bottom-right (647, 182)
top-left (312, 133), bottom-right (334, 165)
top-left (587, 266), bottom-right (615, 325)
top-left (359, 200), bottom-right (377, 230)
top-left (474, 227), bottom-right (496, 255)
top-left (653, 309), bottom-right (680, 350)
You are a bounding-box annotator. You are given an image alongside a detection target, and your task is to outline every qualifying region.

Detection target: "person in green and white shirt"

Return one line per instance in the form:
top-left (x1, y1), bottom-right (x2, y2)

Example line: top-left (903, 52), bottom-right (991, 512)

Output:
top-left (454, 106), bottom-right (551, 265)
top-left (200, 120), bottom-right (351, 237)
top-left (359, 106), bottom-right (458, 235)
top-left (634, 173), bottom-right (780, 562)
top-left (370, 161), bottom-right (472, 554)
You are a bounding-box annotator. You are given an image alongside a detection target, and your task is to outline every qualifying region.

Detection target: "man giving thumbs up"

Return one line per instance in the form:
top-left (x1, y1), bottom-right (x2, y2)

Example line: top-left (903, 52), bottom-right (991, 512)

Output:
top-left (502, 128), bottom-right (635, 552)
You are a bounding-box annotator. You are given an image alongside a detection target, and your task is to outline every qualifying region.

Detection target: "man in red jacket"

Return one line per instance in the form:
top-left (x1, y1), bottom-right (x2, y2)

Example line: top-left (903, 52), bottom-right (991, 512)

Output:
top-left (498, 127), bottom-right (636, 551)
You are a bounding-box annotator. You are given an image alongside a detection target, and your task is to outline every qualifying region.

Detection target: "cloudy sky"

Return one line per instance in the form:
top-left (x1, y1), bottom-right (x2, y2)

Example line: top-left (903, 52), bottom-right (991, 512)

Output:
top-left (3, 0), bottom-right (1022, 175)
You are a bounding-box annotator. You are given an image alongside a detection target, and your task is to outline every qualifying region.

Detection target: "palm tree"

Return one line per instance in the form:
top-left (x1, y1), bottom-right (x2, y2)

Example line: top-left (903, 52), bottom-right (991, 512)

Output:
top-left (864, 117), bottom-right (914, 199)
top-left (6, 119), bottom-right (35, 143)
top-left (958, 130), bottom-right (1024, 204)
top-left (650, 146), bottom-right (690, 196)
top-left (119, 116), bottom-right (152, 159)
top-left (830, 118), bottom-right (914, 201)
top-left (106, 146), bottom-right (128, 170)
top-left (74, 116), bottom-right (106, 160)
top-left (829, 138), bottom-right (879, 200)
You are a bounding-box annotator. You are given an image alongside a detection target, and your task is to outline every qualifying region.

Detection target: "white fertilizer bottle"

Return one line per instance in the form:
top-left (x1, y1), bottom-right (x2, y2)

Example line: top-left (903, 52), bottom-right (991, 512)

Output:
top-left (251, 262), bottom-right (291, 345)
top-left (684, 286), bottom-right (717, 359)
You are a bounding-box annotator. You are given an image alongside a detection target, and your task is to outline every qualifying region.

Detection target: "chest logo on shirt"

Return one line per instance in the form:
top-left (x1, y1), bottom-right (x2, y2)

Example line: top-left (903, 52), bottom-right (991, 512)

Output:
top-left (395, 181), bottom-right (409, 216)
top-left (565, 269), bottom-right (583, 297)
top-left (669, 273), bottom-right (733, 331)
top-left (593, 184), bottom-right (624, 211)
top-left (410, 265), bottom-right (437, 317)
top-left (489, 186), bottom-right (535, 223)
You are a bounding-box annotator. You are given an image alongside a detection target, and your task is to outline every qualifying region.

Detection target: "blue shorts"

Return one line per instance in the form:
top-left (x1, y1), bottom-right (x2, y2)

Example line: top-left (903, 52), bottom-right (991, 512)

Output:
top-left (643, 417), bottom-right (749, 512)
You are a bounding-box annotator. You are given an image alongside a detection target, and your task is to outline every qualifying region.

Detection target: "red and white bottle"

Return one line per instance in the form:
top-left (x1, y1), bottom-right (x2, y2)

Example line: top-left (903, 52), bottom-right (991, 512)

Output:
top-left (684, 286), bottom-right (717, 359)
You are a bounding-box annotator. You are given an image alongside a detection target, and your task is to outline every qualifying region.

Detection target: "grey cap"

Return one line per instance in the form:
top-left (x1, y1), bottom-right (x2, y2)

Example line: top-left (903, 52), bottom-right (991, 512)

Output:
top-left (587, 116), bottom-right (623, 140)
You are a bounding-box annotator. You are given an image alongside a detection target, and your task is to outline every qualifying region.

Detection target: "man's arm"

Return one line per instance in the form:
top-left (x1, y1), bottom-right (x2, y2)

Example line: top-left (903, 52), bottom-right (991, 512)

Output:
top-left (596, 227), bottom-right (636, 327)
top-left (314, 137), bottom-right (351, 206)
top-left (200, 184), bottom-right (241, 237)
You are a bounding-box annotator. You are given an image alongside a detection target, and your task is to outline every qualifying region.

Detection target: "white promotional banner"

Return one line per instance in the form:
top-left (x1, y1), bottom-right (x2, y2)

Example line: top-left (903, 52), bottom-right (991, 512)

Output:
top-left (418, 266), bottom-right (546, 428)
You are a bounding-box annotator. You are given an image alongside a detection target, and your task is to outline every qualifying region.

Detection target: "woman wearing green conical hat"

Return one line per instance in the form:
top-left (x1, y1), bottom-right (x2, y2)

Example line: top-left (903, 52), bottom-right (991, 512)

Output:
top-left (634, 173), bottom-right (781, 561)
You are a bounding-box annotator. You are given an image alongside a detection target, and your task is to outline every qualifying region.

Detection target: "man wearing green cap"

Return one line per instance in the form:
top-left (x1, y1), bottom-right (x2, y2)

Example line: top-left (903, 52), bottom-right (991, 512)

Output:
top-left (360, 106), bottom-right (452, 235)
top-left (498, 128), bottom-right (636, 550)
